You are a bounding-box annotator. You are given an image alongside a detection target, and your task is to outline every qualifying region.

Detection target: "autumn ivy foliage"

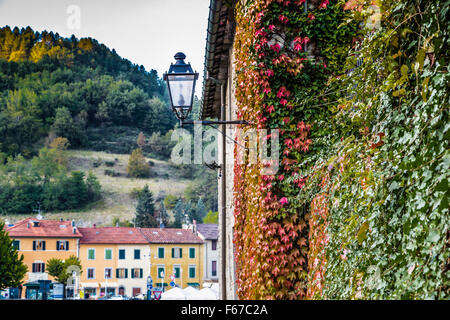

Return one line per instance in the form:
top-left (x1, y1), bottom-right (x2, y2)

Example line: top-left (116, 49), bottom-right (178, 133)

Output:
top-left (233, 0), bottom-right (449, 300)
top-left (233, 0), bottom-right (360, 299)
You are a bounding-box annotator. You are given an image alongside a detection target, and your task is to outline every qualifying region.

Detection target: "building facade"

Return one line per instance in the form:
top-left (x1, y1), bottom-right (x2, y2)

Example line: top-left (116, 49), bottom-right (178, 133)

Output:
top-left (196, 224), bottom-right (219, 284)
top-left (139, 228), bottom-right (204, 290)
top-left (78, 226), bottom-right (150, 298)
top-left (6, 218), bottom-right (83, 299)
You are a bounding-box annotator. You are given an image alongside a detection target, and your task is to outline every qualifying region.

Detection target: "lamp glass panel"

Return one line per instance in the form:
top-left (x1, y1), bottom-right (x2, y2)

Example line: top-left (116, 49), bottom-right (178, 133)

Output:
top-left (167, 74), bottom-right (195, 107)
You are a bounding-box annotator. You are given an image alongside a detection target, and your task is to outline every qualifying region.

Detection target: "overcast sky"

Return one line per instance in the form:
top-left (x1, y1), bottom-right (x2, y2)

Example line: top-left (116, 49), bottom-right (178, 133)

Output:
top-left (0, 0), bottom-right (210, 96)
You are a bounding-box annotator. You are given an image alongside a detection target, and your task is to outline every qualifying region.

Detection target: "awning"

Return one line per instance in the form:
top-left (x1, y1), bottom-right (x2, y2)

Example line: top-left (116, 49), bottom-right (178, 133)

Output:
top-left (80, 282), bottom-right (98, 288)
top-left (99, 282), bottom-right (118, 287)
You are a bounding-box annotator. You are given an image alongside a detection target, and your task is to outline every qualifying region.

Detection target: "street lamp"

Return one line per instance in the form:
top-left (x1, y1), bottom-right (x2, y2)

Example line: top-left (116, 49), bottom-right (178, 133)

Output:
top-left (163, 52), bottom-right (198, 123)
top-left (164, 52), bottom-right (248, 127)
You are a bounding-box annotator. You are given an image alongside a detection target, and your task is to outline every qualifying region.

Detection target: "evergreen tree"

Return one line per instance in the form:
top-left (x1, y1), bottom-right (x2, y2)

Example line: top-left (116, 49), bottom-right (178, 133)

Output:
top-left (0, 221), bottom-right (27, 290)
top-left (193, 197), bottom-right (207, 222)
top-left (135, 185), bottom-right (157, 228)
top-left (127, 148), bottom-right (150, 178)
top-left (158, 200), bottom-right (169, 227)
top-left (172, 198), bottom-right (185, 228)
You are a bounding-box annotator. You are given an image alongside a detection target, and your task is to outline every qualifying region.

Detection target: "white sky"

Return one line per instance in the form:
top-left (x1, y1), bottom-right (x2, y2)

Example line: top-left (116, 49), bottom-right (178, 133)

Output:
top-left (0, 0), bottom-right (210, 96)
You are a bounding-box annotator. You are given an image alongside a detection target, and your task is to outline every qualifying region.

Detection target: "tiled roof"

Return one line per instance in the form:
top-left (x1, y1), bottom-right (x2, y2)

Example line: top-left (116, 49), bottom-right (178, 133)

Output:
top-left (6, 218), bottom-right (82, 238)
top-left (139, 228), bottom-right (203, 244)
top-left (196, 224), bottom-right (218, 240)
top-left (78, 227), bottom-right (148, 244)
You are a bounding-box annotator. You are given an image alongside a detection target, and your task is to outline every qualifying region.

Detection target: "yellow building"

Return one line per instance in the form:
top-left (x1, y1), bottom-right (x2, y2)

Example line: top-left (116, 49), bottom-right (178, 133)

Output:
top-left (140, 228), bottom-right (204, 290)
top-left (6, 218), bottom-right (83, 299)
top-left (78, 226), bottom-right (150, 298)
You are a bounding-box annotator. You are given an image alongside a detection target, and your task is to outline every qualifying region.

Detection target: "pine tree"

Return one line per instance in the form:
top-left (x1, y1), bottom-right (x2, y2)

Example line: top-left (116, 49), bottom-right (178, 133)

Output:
top-left (127, 148), bottom-right (150, 178)
top-left (193, 197), bottom-right (207, 222)
top-left (0, 221), bottom-right (27, 290)
top-left (172, 198), bottom-right (185, 228)
top-left (135, 185), bottom-right (157, 228)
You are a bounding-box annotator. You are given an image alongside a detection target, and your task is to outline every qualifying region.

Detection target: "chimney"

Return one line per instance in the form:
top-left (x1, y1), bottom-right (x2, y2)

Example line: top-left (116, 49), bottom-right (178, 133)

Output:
top-left (193, 220), bottom-right (197, 234)
top-left (71, 219), bottom-right (75, 227)
top-left (27, 223), bottom-right (30, 228)
top-left (93, 224), bottom-right (96, 228)
top-left (73, 227), bottom-right (77, 234)
top-left (60, 218), bottom-right (64, 222)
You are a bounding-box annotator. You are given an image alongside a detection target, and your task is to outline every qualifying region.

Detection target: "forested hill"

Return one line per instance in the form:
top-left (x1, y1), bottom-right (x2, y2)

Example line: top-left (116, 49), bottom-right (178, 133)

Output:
top-left (0, 26), bottom-right (177, 157)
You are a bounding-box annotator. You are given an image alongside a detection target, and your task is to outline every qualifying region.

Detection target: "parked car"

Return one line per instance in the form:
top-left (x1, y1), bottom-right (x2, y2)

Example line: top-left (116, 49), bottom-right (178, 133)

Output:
top-left (109, 295), bottom-right (124, 300)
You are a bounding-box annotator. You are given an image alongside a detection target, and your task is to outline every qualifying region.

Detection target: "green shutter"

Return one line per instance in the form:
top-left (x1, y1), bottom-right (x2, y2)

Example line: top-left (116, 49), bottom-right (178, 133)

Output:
top-left (42, 241), bottom-right (46, 251)
top-left (171, 248), bottom-right (174, 258)
top-left (189, 248), bottom-right (195, 258)
top-left (66, 241), bottom-right (69, 251)
top-left (180, 248), bottom-right (182, 258)
top-left (131, 269), bottom-right (134, 278)
top-left (140, 269), bottom-right (143, 278)
top-left (189, 267), bottom-right (195, 278)
top-left (125, 268), bottom-right (128, 278)
top-left (158, 248), bottom-right (164, 258)
top-left (56, 241), bottom-right (60, 251)
top-left (116, 269), bottom-right (119, 278)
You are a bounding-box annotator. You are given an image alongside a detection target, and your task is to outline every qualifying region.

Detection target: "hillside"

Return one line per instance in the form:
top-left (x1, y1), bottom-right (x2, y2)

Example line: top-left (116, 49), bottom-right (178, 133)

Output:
top-left (0, 26), bottom-right (177, 157)
top-left (2, 150), bottom-right (193, 227)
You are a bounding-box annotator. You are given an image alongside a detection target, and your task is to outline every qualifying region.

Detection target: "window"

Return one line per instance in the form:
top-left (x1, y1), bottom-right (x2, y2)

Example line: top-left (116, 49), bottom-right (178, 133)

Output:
top-left (32, 262), bottom-right (45, 273)
top-left (174, 266), bottom-right (181, 279)
top-left (158, 247), bottom-right (164, 259)
top-left (56, 241), bottom-right (69, 251)
top-left (189, 266), bottom-right (196, 278)
top-left (12, 240), bottom-right (20, 250)
top-left (211, 240), bottom-right (217, 251)
top-left (172, 247), bottom-right (182, 258)
top-left (131, 268), bottom-right (143, 279)
top-left (157, 266), bottom-right (165, 279)
top-left (212, 261), bottom-right (217, 277)
top-left (119, 249), bottom-right (126, 260)
top-left (189, 247), bottom-right (195, 259)
top-left (116, 268), bottom-right (128, 279)
top-left (33, 240), bottom-right (46, 251)
top-left (134, 249), bottom-right (141, 260)
top-left (104, 268), bottom-right (112, 279)
top-left (87, 268), bottom-right (95, 279)
top-left (105, 249), bottom-right (112, 260)
top-left (88, 248), bottom-right (95, 260)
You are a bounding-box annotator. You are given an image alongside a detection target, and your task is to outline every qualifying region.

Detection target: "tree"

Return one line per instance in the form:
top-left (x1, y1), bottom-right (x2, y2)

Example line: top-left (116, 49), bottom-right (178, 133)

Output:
top-left (135, 185), bottom-right (157, 228)
top-left (127, 148), bottom-right (150, 178)
top-left (0, 221), bottom-right (27, 290)
top-left (46, 258), bottom-right (65, 283)
top-left (86, 171), bottom-right (101, 202)
top-left (46, 255), bottom-right (82, 286)
top-left (137, 131), bottom-right (146, 149)
top-left (172, 198), bottom-right (185, 228)
top-left (193, 197), bottom-right (207, 222)
top-left (203, 210), bottom-right (218, 224)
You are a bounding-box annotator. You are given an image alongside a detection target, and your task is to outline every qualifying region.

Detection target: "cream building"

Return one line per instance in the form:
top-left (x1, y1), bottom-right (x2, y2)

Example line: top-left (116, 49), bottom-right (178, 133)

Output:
top-left (78, 226), bottom-right (150, 298)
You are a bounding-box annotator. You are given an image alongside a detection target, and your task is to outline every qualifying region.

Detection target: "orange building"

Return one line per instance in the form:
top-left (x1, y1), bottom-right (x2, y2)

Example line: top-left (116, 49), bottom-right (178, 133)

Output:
top-left (6, 218), bottom-right (83, 299)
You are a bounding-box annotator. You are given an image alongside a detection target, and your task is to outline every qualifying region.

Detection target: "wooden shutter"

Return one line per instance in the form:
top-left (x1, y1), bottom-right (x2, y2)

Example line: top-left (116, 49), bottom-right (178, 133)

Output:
top-left (42, 241), bottom-right (46, 251)
top-left (116, 269), bottom-right (119, 278)
top-left (125, 269), bottom-right (128, 278)
top-left (180, 248), bottom-right (183, 258)
top-left (131, 269), bottom-right (134, 279)
top-left (32, 263), bottom-right (36, 272)
top-left (56, 241), bottom-right (60, 251)
top-left (33, 241), bottom-right (36, 251)
top-left (66, 241), bottom-right (69, 251)
top-left (140, 269), bottom-right (143, 278)
top-left (171, 248), bottom-right (174, 258)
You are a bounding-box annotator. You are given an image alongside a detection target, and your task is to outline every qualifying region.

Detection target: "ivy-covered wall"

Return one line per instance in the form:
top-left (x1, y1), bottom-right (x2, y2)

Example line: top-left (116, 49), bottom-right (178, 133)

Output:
top-left (233, 0), bottom-right (449, 300)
